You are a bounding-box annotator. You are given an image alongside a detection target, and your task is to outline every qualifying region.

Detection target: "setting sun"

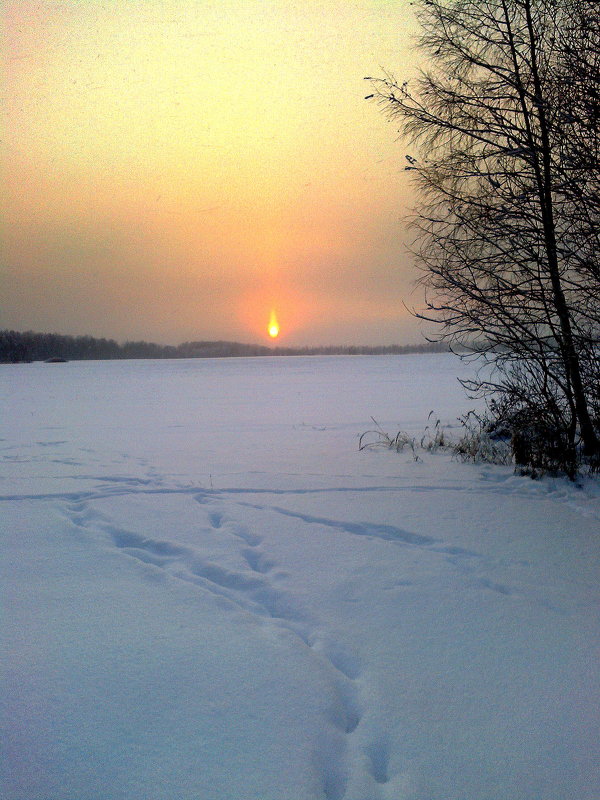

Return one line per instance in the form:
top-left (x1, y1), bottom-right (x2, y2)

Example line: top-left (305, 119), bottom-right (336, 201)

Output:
top-left (268, 310), bottom-right (280, 339)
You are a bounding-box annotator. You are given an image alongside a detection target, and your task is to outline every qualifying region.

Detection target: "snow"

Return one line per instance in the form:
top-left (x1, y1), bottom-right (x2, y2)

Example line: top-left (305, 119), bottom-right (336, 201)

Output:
top-left (1, 354), bottom-right (599, 800)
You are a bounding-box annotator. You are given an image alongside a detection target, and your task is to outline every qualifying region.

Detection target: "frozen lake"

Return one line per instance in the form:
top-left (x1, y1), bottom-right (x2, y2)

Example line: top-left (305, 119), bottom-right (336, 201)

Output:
top-left (2, 354), bottom-right (599, 799)
top-left (1, 354), bottom-right (475, 495)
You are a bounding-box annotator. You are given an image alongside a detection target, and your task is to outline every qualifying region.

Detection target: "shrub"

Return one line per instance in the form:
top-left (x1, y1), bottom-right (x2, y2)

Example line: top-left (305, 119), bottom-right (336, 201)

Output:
top-left (452, 411), bottom-right (512, 466)
top-left (359, 418), bottom-right (418, 459)
top-left (360, 403), bottom-right (600, 479)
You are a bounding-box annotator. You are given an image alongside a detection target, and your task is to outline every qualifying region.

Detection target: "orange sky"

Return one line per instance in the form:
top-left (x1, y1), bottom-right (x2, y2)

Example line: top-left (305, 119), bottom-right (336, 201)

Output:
top-left (1, 0), bottom-right (422, 346)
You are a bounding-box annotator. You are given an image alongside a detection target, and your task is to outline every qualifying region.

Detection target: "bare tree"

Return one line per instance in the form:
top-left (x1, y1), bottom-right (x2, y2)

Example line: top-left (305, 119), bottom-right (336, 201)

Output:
top-left (368, 0), bottom-right (600, 469)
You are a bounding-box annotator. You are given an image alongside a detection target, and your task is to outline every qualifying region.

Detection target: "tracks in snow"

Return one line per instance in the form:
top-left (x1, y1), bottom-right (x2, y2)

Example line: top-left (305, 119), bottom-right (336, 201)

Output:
top-left (44, 478), bottom-right (548, 799)
top-left (62, 493), bottom-right (374, 799)
top-left (65, 496), bottom-right (307, 632)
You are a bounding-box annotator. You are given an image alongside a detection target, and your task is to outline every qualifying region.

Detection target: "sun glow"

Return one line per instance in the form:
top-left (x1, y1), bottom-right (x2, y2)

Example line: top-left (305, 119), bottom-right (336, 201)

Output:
top-left (268, 310), bottom-right (280, 339)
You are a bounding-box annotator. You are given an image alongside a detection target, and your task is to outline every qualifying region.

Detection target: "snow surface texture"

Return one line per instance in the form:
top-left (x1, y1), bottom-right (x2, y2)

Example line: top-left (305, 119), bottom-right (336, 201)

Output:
top-left (2, 354), bottom-right (599, 800)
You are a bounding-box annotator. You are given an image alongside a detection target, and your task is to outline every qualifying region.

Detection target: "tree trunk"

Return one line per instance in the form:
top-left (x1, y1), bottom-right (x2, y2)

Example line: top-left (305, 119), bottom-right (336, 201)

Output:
top-left (523, 0), bottom-right (600, 457)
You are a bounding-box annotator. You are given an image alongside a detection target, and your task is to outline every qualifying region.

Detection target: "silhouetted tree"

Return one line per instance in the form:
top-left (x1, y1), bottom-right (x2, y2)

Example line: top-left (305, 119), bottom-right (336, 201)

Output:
top-left (368, 0), bottom-right (600, 472)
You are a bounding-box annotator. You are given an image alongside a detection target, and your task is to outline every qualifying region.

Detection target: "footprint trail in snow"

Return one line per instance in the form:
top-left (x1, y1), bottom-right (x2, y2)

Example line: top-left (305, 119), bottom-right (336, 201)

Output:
top-left (62, 493), bottom-right (389, 799)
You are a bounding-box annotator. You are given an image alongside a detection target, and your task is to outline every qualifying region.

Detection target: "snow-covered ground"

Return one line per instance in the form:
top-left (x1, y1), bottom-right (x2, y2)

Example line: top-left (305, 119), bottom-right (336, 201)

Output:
top-left (2, 354), bottom-right (599, 800)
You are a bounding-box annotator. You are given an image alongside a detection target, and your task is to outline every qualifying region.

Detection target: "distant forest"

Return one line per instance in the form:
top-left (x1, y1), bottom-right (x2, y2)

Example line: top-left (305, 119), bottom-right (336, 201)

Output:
top-left (0, 329), bottom-right (450, 363)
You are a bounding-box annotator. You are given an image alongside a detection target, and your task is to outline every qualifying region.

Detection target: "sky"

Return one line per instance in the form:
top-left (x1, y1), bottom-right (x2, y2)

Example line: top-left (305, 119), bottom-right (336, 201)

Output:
top-left (1, 0), bottom-right (423, 347)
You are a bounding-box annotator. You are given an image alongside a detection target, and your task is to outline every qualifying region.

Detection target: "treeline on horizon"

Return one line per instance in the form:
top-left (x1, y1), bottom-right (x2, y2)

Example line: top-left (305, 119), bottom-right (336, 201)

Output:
top-left (0, 329), bottom-right (450, 363)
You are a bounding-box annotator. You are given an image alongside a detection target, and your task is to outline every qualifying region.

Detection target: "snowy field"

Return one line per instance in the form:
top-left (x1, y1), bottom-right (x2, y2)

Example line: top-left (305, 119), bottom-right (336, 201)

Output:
top-left (2, 354), bottom-right (599, 800)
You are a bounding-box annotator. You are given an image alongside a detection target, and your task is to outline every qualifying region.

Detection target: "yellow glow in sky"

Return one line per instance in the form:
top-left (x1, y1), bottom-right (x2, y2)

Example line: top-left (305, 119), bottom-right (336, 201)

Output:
top-left (268, 310), bottom-right (279, 339)
top-left (1, 0), bottom-right (421, 346)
